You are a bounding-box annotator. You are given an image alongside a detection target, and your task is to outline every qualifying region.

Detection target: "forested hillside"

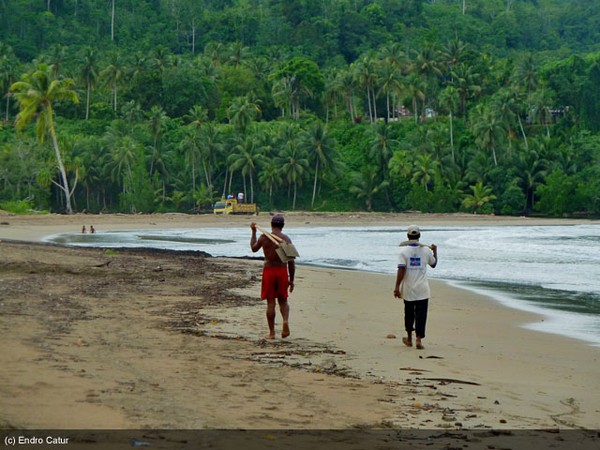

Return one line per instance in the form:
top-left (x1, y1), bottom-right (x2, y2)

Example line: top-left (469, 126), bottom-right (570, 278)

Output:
top-left (1, 0), bottom-right (599, 216)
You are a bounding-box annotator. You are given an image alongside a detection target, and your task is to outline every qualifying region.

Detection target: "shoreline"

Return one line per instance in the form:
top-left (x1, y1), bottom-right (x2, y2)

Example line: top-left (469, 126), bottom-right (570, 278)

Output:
top-left (1, 210), bottom-right (595, 242)
top-left (442, 278), bottom-right (600, 349)
top-left (19, 211), bottom-right (598, 350)
top-left (1, 213), bottom-right (599, 435)
top-left (2, 212), bottom-right (598, 355)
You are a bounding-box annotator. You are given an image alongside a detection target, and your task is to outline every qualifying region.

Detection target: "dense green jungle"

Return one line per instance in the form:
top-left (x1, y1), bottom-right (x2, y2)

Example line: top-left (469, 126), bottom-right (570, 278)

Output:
top-left (1, 0), bottom-right (599, 216)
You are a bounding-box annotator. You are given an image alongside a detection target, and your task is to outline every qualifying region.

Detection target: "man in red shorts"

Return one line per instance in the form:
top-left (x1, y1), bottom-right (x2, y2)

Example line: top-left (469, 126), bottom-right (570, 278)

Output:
top-left (250, 215), bottom-right (295, 339)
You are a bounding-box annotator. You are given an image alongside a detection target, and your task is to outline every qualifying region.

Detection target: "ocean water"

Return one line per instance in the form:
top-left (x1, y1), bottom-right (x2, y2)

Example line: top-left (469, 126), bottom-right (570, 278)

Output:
top-left (46, 224), bottom-right (600, 347)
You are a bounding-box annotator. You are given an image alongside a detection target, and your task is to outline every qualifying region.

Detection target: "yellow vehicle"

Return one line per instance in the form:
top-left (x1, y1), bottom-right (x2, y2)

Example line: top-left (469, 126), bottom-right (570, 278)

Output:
top-left (213, 198), bottom-right (258, 215)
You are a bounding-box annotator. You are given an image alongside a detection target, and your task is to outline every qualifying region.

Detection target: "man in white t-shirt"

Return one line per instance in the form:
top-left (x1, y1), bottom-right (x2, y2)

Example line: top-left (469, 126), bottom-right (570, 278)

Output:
top-left (393, 225), bottom-right (438, 350)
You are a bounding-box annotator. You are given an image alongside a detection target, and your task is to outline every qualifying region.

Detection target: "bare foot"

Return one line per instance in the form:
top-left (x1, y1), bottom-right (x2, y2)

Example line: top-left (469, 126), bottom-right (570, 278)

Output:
top-left (402, 337), bottom-right (413, 347)
top-left (416, 340), bottom-right (424, 350)
top-left (282, 322), bottom-right (290, 338)
top-left (265, 333), bottom-right (275, 339)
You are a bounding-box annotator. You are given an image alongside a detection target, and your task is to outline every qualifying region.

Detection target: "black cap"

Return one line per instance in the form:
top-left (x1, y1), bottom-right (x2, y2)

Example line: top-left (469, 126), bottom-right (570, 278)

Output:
top-left (271, 215), bottom-right (285, 225)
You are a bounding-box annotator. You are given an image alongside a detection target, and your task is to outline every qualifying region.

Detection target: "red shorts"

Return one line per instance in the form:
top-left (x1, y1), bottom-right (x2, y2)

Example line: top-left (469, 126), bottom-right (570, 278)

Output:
top-left (261, 266), bottom-right (289, 300)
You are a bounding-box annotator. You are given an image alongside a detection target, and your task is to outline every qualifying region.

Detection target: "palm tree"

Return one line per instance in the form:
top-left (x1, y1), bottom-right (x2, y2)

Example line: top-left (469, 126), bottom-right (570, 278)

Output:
top-left (301, 122), bottom-right (338, 208)
top-left (529, 87), bottom-right (554, 138)
top-left (414, 44), bottom-right (442, 122)
top-left (185, 105), bottom-right (208, 128)
top-left (228, 130), bottom-right (264, 203)
top-left (179, 127), bottom-right (200, 195)
top-left (470, 103), bottom-right (506, 166)
top-left (349, 165), bottom-right (389, 211)
top-left (204, 41), bottom-right (226, 67)
top-left (11, 64), bottom-right (79, 213)
top-left (0, 49), bottom-right (18, 122)
top-left (228, 41), bottom-right (249, 67)
top-left (101, 52), bottom-right (124, 112)
top-left (258, 160), bottom-right (283, 205)
top-left (388, 150), bottom-right (414, 181)
top-left (336, 67), bottom-right (357, 121)
top-left (493, 86), bottom-right (528, 152)
top-left (129, 52), bottom-right (147, 84)
top-left (121, 100), bottom-right (143, 129)
top-left (439, 86), bottom-right (459, 160)
top-left (513, 53), bottom-right (539, 106)
top-left (465, 149), bottom-right (495, 185)
top-left (271, 77), bottom-right (294, 118)
top-left (322, 71), bottom-right (343, 123)
top-left (514, 138), bottom-right (548, 212)
top-left (147, 105), bottom-right (168, 177)
top-left (441, 38), bottom-right (467, 74)
top-left (369, 121), bottom-right (398, 175)
top-left (378, 64), bottom-right (403, 122)
top-left (378, 43), bottom-right (406, 70)
top-left (405, 73), bottom-right (425, 124)
top-left (411, 153), bottom-right (439, 192)
top-left (277, 141), bottom-right (309, 210)
top-left (181, 106), bottom-right (210, 194)
top-left (72, 137), bottom-right (103, 211)
top-left (79, 47), bottom-right (99, 120)
top-left (152, 46), bottom-right (172, 76)
top-left (228, 95), bottom-right (261, 132)
top-left (46, 44), bottom-right (68, 77)
top-left (110, 0), bottom-right (116, 41)
top-left (353, 57), bottom-right (379, 123)
top-left (462, 181), bottom-right (496, 214)
top-left (198, 123), bottom-right (223, 193)
top-left (110, 135), bottom-right (140, 199)
top-left (451, 62), bottom-right (481, 117)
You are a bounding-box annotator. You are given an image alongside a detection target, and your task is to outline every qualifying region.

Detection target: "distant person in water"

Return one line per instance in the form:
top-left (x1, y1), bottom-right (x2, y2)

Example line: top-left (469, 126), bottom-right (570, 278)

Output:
top-left (81, 225), bottom-right (86, 234)
top-left (250, 215), bottom-right (295, 339)
top-left (394, 225), bottom-right (437, 350)
top-left (90, 225), bottom-right (95, 234)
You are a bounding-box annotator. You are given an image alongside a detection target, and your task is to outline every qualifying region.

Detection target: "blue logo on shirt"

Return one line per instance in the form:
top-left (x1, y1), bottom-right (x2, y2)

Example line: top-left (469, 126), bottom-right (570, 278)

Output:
top-left (409, 257), bottom-right (421, 267)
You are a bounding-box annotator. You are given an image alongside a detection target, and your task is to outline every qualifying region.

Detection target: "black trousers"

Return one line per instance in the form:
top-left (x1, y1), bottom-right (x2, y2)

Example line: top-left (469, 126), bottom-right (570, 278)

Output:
top-left (404, 299), bottom-right (429, 339)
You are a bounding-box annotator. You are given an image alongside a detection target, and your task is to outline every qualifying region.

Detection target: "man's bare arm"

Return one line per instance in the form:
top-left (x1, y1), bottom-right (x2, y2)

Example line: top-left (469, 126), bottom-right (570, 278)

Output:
top-left (288, 259), bottom-right (295, 292)
top-left (250, 223), bottom-right (262, 252)
top-left (394, 266), bottom-right (406, 298)
top-left (430, 244), bottom-right (438, 268)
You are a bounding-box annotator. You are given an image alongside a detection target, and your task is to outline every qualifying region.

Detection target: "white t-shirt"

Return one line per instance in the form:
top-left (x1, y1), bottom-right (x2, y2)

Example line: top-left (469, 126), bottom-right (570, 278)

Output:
top-left (397, 244), bottom-right (436, 301)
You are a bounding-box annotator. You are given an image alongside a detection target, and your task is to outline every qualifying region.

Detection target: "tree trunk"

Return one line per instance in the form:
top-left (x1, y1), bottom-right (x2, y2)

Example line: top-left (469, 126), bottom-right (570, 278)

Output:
top-left (85, 83), bottom-right (91, 120)
top-left (517, 114), bottom-right (528, 150)
top-left (5, 92), bottom-right (10, 121)
top-left (111, 0), bottom-right (115, 42)
top-left (292, 182), bottom-right (297, 209)
top-left (366, 87), bottom-right (373, 123)
top-left (311, 159), bottom-right (319, 208)
top-left (191, 18), bottom-right (196, 54)
top-left (228, 170), bottom-right (233, 194)
top-left (386, 92), bottom-right (391, 122)
top-left (413, 97), bottom-right (418, 124)
top-left (49, 124), bottom-right (73, 213)
top-left (222, 167), bottom-right (228, 198)
top-left (371, 87), bottom-right (378, 122)
top-left (449, 111), bottom-right (455, 162)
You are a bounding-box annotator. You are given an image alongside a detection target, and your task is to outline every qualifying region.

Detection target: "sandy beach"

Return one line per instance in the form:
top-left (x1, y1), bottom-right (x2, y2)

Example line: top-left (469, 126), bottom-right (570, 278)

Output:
top-left (1, 212), bottom-right (598, 449)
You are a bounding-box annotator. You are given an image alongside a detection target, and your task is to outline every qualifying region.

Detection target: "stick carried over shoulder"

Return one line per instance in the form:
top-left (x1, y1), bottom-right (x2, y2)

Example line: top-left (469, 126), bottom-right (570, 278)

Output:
top-left (256, 225), bottom-right (300, 263)
top-left (399, 239), bottom-right (434, 249)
